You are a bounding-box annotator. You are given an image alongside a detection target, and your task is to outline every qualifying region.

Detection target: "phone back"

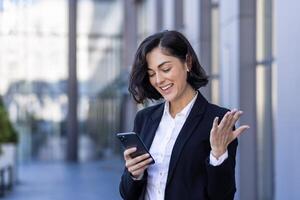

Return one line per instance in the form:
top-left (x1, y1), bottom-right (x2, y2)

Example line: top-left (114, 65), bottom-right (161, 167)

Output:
top-left (117, 132), bottom-right (149, 158)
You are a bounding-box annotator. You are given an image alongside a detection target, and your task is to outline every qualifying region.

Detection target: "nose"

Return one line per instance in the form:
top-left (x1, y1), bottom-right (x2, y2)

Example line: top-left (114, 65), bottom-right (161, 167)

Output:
top-left (155, 73), bottom-right (164, 85)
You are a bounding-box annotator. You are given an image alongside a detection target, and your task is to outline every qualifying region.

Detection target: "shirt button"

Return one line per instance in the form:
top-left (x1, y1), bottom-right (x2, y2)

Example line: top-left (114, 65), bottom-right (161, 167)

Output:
top-left (160, 172), bottom-right (163, 176)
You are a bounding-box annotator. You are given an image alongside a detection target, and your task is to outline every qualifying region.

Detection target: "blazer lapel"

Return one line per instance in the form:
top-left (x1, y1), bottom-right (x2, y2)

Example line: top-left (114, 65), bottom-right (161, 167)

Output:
top-left (166, 92), bottom-right (208, 185)
top-left (142, 103), bottom-right (164, 150)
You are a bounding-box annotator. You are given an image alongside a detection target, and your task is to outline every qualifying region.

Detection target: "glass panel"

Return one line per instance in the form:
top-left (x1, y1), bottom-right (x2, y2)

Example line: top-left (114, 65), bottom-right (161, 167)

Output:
top-left (78, 0), bottom-right (123, 157)
top-left (0, 0), bottom-right (124, 161)
top-left (0, 0), bottom-right (68, 162)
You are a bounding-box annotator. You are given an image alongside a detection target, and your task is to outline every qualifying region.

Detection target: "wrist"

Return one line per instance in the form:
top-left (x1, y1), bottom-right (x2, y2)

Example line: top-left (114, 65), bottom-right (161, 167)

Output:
top-left (211, 148), bottom-right (226, 159)
top-left (131, 172), bottom-right (144, 181)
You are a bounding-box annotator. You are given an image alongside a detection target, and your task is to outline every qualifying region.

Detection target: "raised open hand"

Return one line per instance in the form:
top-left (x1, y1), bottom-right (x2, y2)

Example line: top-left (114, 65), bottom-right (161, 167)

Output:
top-left (210, 109), bottom-right (249, 158)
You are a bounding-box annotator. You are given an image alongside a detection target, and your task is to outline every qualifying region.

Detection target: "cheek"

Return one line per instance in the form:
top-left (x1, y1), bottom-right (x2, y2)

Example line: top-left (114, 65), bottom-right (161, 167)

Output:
top-left (149, 77), bottom-right (156, 87)
top-left (174, 71), bottom-right (188, 85)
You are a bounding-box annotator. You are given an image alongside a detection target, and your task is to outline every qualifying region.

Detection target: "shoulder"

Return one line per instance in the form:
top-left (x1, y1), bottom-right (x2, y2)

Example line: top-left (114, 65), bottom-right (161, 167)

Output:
top-left (193, 92), bottom-right (230, 119)
top-left (208, 103), bottom-right (230, 115)
top-left (204, 102), bottom-right (230, 120)
top-left (133, 102), bottom-right (164, 133)
top-left (135, 102), bottom-right (164, 119)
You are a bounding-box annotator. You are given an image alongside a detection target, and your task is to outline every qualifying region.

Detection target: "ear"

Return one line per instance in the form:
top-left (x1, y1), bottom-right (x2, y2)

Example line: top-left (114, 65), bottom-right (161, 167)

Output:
top-left (185, 54), bottom-right (192, 71)
top-left (185, 66), bottom-right (190, 72)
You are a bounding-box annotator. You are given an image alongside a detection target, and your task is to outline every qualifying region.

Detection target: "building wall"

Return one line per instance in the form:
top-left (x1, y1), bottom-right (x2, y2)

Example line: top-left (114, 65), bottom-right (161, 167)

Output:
top-left (274, 0), bottom-right (300, 199)
top-left (219, 1), bottom-right (240, 199)
top-left (219, 0), bottom-right (239, 109)
top-left (162, 0), bottom-right (175, 29)
top-left (126, 0), bottom-right (300, 199)
top-left (183, 0), bottom-right (200, 56)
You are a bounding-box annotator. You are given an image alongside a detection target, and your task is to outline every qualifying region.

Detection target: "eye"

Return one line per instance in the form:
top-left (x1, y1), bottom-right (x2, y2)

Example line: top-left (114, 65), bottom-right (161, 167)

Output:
top-left (148, 72), bottom-right (155, 77)
top-left (162, 67), bottom-right (171, 73)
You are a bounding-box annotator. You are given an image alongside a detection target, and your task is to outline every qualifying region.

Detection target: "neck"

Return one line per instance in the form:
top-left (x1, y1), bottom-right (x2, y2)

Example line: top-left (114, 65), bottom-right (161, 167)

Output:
top-left (169, 86), bottom-right (197, 118)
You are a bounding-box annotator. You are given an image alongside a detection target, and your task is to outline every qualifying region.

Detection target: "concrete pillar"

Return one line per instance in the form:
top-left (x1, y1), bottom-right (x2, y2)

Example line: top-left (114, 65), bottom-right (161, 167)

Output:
top-left (238, 0), bottom-right (258, 199)
top-left (155, 0), bottom-right (163, 32)
top-left (256, 0), bottom-right (274, 199)
top-left (123, 0), bottom-right (138, 69)
top-left (163, 0), bottom-right (183, 30)
top-left (122, 0), bottom-right (138, 132)
top-left (67, 0), bottom-right (78, 162)
top-left (174, 0), bottom-right (184, 31)
top-left (199, 0), bottom-right (212, 101)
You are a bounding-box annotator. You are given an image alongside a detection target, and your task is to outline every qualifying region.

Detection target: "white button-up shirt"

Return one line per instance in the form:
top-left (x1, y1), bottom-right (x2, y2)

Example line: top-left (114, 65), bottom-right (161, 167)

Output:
top-left (145, 93), bottom-right (197, 200)
top-left (144, 93), bottom-right (228, 200)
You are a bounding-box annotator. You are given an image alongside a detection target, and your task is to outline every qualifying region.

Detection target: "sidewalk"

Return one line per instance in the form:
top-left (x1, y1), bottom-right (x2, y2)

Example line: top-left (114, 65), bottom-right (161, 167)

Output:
top-left (4, 158), bottom-right (124, 200)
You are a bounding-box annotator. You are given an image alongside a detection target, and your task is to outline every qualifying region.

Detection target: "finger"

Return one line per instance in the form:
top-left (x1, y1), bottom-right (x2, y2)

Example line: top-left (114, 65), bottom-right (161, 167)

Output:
top-left (221, 110), bottom-right (238, 141)
top-left (128, 157), bottom-right (153, 173)
top-left (228, 108), bottom-right (238, 128)
top-left (131, 164), bottom-right (149, 177)
top-left (218, 111), bottom-right (230, 130)
top-left (212, 117), bottom-right (219, 130)
top-left (229, 110), bottom-right (243, 129)
top-left (131, 153), bottom-right (151, 165)
top-left (126, 153), bottom-right (150, 168)
top-left (129, 157), bottom-right (153, 172)
top-left (233, 125), bottom-right (250, 138)
top-left (223, 110), bottom-right (234, 131)
top-left (124, 147), bottom-right (137, 160)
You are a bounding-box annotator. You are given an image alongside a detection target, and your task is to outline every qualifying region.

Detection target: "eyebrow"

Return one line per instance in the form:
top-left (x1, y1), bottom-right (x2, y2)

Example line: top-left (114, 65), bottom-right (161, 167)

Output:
top-left (148, 61), bottom-right (171, 71)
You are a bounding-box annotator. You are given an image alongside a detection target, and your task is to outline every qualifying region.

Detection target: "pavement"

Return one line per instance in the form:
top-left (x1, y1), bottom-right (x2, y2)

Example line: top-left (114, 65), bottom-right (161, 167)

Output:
top-left (3, 157), bottom-right (124, 200)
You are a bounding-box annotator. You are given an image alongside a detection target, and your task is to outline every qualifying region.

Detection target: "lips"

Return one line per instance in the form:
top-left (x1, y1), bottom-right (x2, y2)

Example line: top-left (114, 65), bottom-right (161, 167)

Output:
top-left (160, 83), bottom-right (173, 91)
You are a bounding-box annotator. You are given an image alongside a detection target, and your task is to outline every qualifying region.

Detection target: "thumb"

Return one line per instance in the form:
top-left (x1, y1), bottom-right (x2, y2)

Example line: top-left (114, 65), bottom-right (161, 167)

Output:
top-left (233, 125), bottom-right (249, 138)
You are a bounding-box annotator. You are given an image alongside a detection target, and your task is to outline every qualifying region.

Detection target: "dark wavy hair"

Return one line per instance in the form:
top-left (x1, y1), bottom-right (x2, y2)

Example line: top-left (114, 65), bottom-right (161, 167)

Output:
top-left (129, 30), bottom-right (208, 104)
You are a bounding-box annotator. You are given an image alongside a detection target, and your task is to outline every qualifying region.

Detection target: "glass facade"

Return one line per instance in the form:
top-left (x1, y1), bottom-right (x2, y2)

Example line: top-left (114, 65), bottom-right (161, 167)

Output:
top-left (0, 0), bottom-right (124, 161)
top-left (1, 0), bottom-right (299, 199)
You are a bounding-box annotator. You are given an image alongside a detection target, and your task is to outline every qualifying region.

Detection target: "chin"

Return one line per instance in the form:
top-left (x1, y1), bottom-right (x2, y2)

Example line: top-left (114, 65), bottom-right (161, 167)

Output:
top-left (162, 94), bottom-right (176, 102)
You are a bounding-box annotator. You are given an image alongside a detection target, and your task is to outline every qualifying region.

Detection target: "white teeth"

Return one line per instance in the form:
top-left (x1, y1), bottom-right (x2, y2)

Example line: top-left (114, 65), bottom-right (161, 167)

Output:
top-left (161, 84), bottom-right (172, 90)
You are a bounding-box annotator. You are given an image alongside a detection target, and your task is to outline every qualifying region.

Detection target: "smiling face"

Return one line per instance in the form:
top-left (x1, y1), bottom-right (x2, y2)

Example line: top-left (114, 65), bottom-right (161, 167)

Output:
top-left (146, 47), bottom-right (194, 106)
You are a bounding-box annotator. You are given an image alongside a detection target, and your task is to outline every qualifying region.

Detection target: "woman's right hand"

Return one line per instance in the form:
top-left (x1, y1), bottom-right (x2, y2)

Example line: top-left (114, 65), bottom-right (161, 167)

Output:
top-left (124, 147), bottom-right (153, 179)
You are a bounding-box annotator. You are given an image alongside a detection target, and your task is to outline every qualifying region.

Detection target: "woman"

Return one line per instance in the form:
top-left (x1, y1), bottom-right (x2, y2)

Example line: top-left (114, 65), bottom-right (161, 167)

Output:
top-left (119, 30), bottom-right (249, 200)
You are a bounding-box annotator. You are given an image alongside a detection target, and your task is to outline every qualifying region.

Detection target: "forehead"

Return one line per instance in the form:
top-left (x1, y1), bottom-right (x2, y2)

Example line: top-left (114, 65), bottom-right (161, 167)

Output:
top-left (146, 47), bottom-right (179, 69)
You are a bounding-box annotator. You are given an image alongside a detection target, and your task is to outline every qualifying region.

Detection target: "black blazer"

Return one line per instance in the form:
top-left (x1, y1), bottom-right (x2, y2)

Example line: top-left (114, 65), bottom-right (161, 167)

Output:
top-left (119, 93), bottom-right (237, 200)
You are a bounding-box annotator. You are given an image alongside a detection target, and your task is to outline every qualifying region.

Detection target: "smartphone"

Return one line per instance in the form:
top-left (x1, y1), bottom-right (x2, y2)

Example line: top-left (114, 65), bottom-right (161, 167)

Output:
top-left (116, 132), bottom-right (155, 164)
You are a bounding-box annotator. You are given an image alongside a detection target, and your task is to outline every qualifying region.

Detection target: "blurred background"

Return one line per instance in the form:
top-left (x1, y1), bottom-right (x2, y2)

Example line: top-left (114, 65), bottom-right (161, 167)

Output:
top-left (0, 0), bottom-right (299, 200)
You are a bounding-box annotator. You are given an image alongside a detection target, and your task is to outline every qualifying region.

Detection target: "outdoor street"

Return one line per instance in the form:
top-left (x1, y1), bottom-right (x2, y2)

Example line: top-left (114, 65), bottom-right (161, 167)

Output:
top-left (4, 158), bottom-right (124, 200)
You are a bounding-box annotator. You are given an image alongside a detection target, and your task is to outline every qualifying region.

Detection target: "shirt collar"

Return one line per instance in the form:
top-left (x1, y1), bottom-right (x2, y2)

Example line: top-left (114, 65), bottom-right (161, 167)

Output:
top-left (163, 91), bottom-right (198, 118)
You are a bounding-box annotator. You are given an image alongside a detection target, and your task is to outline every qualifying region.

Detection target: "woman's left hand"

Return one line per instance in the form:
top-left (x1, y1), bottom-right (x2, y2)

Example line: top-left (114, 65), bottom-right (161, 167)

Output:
top-left (210, 109), bottom-right (249, 159)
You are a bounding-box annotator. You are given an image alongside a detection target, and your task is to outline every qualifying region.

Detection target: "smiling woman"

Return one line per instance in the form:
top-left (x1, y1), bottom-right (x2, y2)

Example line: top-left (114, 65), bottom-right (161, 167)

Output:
top-left (146, 47), bottom-right (196, 117)
top-left (129, 30), bottom-right (208, 105)
top-left (121, 30), bottom-right (249, 200)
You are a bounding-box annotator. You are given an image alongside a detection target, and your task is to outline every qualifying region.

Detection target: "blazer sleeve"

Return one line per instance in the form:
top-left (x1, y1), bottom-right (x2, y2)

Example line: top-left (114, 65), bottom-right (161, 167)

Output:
top-left (205, 136), bottom-right (238, 200)
top-left (119, 111), bottom-right (148, 200)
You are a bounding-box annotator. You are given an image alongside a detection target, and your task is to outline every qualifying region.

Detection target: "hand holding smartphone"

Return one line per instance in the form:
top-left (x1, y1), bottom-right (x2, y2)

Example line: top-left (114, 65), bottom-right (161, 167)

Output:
top-left (116, 132), bottom-right (155, 165)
